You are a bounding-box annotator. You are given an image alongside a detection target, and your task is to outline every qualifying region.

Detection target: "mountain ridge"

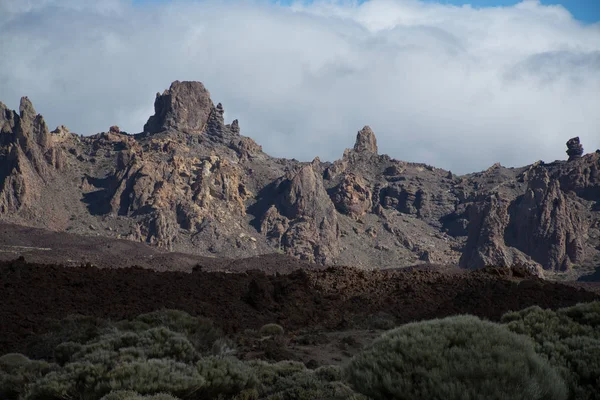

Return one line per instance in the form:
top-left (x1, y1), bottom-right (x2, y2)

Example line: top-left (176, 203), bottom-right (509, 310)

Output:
top-left (1, 80), bottom-right (599, 275)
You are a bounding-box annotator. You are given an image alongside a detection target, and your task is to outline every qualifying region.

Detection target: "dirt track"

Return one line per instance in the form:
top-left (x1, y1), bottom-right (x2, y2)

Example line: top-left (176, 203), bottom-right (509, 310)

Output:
top-left (1, 258), bottom-right (598, 356)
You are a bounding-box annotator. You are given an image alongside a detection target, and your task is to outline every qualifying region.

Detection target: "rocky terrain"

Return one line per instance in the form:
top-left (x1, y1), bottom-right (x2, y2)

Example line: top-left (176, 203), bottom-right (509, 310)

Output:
top-left (1, 257), bottom-right (598, 357)
top-left (1, 80), bottom-right (599, 275)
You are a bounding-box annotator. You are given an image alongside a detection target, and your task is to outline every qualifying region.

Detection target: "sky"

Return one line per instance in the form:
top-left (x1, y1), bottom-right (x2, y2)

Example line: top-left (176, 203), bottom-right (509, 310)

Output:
top-left (0, 0), bottom-right (599, 174)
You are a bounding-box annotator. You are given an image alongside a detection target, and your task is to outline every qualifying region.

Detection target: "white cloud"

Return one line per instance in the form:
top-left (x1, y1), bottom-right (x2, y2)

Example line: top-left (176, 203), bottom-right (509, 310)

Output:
top-left (0, 0), bottom-right (599, 173)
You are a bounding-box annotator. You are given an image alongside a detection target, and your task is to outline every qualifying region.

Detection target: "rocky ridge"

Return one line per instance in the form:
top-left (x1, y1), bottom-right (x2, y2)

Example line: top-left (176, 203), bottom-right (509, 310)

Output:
top-left (1, 80), bottom-right (599, 274)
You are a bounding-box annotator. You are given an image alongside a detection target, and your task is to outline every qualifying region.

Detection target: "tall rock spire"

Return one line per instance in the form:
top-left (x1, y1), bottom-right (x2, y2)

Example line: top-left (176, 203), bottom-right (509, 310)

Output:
top-left (353, 125), bottom-right (378, 154)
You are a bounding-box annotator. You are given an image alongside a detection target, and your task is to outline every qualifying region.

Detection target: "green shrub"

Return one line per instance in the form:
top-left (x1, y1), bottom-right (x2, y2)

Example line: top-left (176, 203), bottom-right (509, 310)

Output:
top-left (23, 360), bottom-right (110, 400)
top-left (26, 315), bottom-right (111, 360)
top-left (196, 356), bottom-right (258, 397)
top-left (345, 315), bottom-right (567, 400)
top-left (100, 391), bottom-right (181, 400)
top-left (24, 359), bottom-right (204, 400)
top-left (559, 301), bottom-right (600, 328)
top-left (54, 341), bottom-right (83, 365)
top-left (71, 327), bottom-right (198, 364)
top-left (314, 365), bottom-right (342, 382)
top-left (248, 360), bottom-right (366, 400)
top-left (502, 302), bottom-right (600, 400)
top-left (101, 359), bottom-right (204, 397)
top-left (212, 338), bottom-right (237, 358)
top-left (120, 309), bottom-right (222, 353)
top-left (0, 354), bottom-right (57, 399)
top-left (21, 325), bottom-right (203, 400)
top-left (259, 324), bottom-right (285, 337)
top-left (248, 360), bottom-right (307, 388)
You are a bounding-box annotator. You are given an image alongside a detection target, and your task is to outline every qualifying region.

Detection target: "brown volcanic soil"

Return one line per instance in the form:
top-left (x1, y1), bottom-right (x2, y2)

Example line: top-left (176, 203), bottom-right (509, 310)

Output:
top-left (1, 259), bottom-right (598, 356)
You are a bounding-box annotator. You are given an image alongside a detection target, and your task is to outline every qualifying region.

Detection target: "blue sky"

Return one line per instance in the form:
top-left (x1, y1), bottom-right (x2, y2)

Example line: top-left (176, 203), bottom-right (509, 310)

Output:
top-left (133, 0), bottom-right (600, 23)
top-left (421, 0), bottom-right (600, 23)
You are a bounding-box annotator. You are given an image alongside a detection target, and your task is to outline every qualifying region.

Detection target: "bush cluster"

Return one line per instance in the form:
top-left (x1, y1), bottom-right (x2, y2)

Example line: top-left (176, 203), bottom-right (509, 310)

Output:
top-left (3, 303), bottom-right (599, 400)
top-left (501, 301), bottom-right (600, 400)
top-left (100, 392), bottom-right (180, 400)
top-left (117, 309), bottom-right (222, 353)
top-left (249, 360), bottom-right (366, 400)
top-left (345, 315), bottom-right (568, 400)
top-left (0, 354), bottom-right (57, 399)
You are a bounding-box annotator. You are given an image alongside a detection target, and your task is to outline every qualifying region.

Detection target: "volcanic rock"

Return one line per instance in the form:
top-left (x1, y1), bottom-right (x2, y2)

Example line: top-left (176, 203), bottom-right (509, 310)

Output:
top-left (506, 167), bottom-right (586, 270)
top-left (2, 80), bottom-right (600, 274)
top-left (329, 173), bottom-right (372, 219)
top-left (0, 97), bottom-right (65, 216)
top-left (144, 81), bottom-right (213, 134)
top-left (566, 137), bottom-right (583, 161)
top-left (459, 193), bottom-right (544, 275)
top-left (353, 126), bottom-right (378, 154)
top-left (261, 163), bottom-right (339, 264)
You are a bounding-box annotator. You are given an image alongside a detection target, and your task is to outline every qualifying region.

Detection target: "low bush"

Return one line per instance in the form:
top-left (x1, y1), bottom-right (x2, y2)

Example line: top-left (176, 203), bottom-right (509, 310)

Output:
top-left (249, 360), bottom-right (365, 400)
top-left (26, 315), bottom-right (111, 361)
top-left (502, 301), bottom-right (600, 400)
top-left (0, 354), bottom-right (57, 399)
top-left (196, 356), bottom-right (258, 397)
top-left (345, 315), bottom-right (567, 400)
top-left (24, 359), bottom-right (204, 400)
top-left (212, 338), bottom-right (237, 358)
top-left (119, 309), bottom-right (222, 353)
top-left (100, 391), bottom-right (181, 400)
top-left (259, 324), bottom-right (284, 337)
top-left (65, 327), bottom-right (198, 365)
top-left (7, 304), bottom-right (598, 400)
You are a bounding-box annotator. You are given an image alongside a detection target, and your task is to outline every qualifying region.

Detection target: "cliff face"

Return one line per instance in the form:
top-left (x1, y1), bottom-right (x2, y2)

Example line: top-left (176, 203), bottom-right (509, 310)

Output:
top-left (1, 80), bottom-right (599, 273)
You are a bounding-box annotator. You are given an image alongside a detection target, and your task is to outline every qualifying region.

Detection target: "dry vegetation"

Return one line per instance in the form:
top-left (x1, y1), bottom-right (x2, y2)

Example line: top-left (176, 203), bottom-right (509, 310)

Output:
top-left (2, 302), bottom-right (599, 400)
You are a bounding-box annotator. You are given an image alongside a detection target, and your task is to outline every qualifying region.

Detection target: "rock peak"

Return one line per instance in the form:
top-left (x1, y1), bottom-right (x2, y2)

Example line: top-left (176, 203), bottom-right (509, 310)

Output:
top-left (353, 125), bottom-right (378, 154)
top-left (143, 81), bottom-right (213, 134)
top-left (566, 137), bottom-right (583, 161)
top-left (19, 96), bottom-right (37, 119)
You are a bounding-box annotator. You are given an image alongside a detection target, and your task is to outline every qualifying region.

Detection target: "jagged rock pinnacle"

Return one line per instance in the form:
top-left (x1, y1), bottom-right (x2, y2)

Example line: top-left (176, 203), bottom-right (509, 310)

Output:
top-left (19, 97), bottom-right (37, 119)
top-left (354, 126), bottom-right (378, 154)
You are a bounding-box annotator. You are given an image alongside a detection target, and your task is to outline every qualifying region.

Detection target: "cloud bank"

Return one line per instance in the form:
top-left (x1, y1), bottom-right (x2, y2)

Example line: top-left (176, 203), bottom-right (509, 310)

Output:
top-left (1, 0), bottom-right (599, 173)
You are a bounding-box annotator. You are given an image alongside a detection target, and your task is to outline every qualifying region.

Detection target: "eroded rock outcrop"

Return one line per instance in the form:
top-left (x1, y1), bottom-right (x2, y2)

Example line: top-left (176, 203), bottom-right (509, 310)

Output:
top-left (459, 193), bottom-right (543, 275)
top-left (0, 98), bottom-right (65, 215)
top-left (144, 81), bottom-right (214, 134)
top-left (329, 173), bottom-right (372, 219)
top-left (566, 137), bottom-right (583, 161)
top-left (461, 164), bottom-right (588, 272)
top-left (558, 151), bottom-right (600, 200)
top-left (506, 167), bottom-right (586, 270)
top-left (105, 152), bottom-right (251, 247)
top-left (1, 80), bottom-right (598, 274)
top-left (354, 126), bottom-right (378, 154)
top-left (261, 163), bottom-right (339, 263)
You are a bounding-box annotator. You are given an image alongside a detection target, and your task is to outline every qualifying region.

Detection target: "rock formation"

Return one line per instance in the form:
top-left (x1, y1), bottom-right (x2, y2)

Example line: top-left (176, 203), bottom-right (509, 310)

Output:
top-left (353, 126), bottom-right (378, 154)
top-left (260, 162), bottom-right (339, 264)
top-left (1, 80), bottom-right (598, 273)
top-left (505, 167), bottom-right (585, 270)
top-left (0, 98), bottom-right (65, 216)
top-left (566, 137), bottom-right (583, 161)
top-left (329, 173), bottom-right (372, 219)
top-left (144, 81), bottom-right (214, 134)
